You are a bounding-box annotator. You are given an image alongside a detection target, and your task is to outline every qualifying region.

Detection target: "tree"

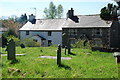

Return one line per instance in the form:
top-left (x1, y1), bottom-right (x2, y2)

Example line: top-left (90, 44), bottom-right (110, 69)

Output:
top-left (43, 1), bottom-right (63, 19)
top-left (100, 3), bottom-right (113, 21)
top-left (57, 4), bottom-right (63, 18)
top-left (100, 3), bottom-right (118, 21)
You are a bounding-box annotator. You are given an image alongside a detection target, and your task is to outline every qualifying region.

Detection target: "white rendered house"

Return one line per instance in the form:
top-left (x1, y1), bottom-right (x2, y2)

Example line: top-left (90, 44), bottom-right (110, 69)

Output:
top-left (19, 19), bottom-right (66, 46)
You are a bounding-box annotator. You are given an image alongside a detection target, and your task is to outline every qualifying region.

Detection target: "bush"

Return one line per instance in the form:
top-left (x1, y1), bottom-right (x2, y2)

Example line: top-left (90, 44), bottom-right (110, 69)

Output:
top-left (21, 38), bottom-right (41, 47)
top-left (6, 35), bottom-right (20, 46)
top-left (71, 40), bottom-right (92, 49)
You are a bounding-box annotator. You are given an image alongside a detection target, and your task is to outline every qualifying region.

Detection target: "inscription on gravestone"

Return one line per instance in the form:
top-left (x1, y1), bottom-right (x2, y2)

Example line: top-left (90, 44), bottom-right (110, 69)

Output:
top-left (7, 39), bottom-right (16, 60)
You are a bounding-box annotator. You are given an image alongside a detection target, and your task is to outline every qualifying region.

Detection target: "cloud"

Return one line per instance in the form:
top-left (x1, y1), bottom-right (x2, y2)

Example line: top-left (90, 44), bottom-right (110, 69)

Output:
top-left (0, 0), bottom-right (114, 2)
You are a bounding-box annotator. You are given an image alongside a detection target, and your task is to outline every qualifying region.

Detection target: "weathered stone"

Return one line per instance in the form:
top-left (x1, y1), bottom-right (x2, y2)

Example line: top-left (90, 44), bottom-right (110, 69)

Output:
top-left (113, 52), bottom-right (120, 63)
top-left (7, 39), bottom-right (16, 60)
top-left (65, 46), bottom-right (67, 55)
top-left (57, 44), bottom-right (61, 66)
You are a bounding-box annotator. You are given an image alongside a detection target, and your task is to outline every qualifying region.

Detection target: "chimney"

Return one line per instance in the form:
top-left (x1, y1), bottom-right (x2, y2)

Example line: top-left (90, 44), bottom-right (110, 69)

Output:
top-left (67, 8), bottom-right (74, 19)
top-left (29, 14), bottom-right (36, 24)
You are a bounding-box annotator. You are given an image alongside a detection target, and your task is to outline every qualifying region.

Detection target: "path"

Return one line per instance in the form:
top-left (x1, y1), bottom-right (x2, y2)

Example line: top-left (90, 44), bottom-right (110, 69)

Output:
top-left (1, 54), bottom-right (26, 56)
top-left (38, 56), bottom-right (72, 60)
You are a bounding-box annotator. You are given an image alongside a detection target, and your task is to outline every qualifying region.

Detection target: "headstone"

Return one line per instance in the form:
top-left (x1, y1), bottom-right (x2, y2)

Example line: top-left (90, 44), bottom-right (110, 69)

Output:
top-left (65, 46), bottom-right (67, 55)
top-left (68, 37), bottom-right (71, 54)
top-left (113, 52), bottom-right (120, 63)
top-left (7, 39), bottom-right (16, 60)
top-left (57, 44), bottom-right (61, 66)
top-left (20, 44), bottom-right (25, 48)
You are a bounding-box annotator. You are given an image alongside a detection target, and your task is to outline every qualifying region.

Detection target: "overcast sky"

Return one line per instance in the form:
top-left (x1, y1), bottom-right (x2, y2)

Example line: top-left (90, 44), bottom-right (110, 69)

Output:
top-left (0, 0), bottom-right (117, 19)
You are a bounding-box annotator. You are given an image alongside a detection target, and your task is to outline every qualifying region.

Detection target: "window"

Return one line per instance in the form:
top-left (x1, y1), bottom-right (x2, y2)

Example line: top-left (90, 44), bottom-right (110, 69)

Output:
top-left (33, 39), bottom-right (38, 42)
top-left (68, 29), bottom-right (77, 36)
top-left (92, 29), bottom-right (102, 36)
top-left (26, 31), bottom-right (29, 35)
top-left (48, 40), bottom-right (52, 46)
top-left (48, 31), bottom-right (52, 36)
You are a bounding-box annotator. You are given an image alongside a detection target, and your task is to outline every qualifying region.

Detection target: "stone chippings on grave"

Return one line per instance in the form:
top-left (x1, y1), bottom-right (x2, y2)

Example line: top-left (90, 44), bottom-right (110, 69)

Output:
top-left (57, 44), bottom-right (61, 66)
top-left (113, 52), bottom-right (120, 63)
top-left (7, 39), bottom-right (16, 60)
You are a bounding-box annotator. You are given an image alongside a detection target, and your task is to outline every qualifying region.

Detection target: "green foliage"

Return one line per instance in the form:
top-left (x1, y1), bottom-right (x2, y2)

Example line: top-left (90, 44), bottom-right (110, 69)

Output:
top-left (71, 40), bottom-right (92, 49)
top-left (2, 29), bottom-right (17, 38)
top-left (2, 47), bottom-right (118, 78)
top-left (21, 37), bottom-right (41, 47)
top-left (6, 35), bottom-right (20, 46)
top-left (100, 3), bottom-right (117, 21)
top-left (57, 4), bottom-right (63, 18)
top-left (43, 1), bottom-right (63, 19)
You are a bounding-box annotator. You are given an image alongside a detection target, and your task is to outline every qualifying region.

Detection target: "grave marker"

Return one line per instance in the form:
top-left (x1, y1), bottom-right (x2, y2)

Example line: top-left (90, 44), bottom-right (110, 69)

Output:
top-left (65, 46), bottom-right (67, 55)
top-left (113, 52), bottom-right (120, 63)
top-left (57, 44), bottom-right (61, 66)
top-left (7, 39), bottom-right (16, 60)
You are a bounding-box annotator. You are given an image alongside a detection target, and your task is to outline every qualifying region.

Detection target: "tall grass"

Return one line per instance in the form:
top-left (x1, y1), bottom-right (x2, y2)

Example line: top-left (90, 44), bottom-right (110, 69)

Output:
top-left (1, 47), bottom-right (118, 78)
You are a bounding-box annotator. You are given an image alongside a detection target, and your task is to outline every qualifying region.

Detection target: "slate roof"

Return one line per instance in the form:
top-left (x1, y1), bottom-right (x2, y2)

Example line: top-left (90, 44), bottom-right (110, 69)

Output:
top-left (19, 14), bottom-right (112, 31)
top-left (19, 19), bottom-right (66, 31)
top-left (62, 15), bottom-right (112, 28)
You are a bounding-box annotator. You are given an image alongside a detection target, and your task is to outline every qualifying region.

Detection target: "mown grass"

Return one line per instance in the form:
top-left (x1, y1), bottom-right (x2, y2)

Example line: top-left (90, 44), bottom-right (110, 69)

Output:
top-left (1, 47), bottom-right (119, 78)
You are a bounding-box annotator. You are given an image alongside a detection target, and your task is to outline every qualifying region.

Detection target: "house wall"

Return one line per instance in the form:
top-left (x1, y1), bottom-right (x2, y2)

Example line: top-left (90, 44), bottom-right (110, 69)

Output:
top-left (62, 28), bottom-right (110, 48)
top-left (19, 30), bottom-right (62, 46)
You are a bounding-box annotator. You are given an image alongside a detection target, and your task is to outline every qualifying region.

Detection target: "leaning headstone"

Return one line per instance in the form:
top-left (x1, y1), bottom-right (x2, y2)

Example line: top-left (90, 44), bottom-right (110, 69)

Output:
top-left (7, 39), bottom-right (16, 60)
top-left (20, 44), bottom-right (25, 48)
top-left (57, 44), bottom-right (61, 66)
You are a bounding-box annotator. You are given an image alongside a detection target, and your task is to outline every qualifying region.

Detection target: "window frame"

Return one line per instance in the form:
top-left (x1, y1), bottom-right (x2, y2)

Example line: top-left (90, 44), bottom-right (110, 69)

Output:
top-left (48, 31), bottom-right (52, 36)
top-left (26, 31), bottom-right (29, 35)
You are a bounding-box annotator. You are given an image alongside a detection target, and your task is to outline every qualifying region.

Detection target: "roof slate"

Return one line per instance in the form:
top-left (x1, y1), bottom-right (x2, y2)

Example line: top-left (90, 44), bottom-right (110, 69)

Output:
top-left (19, 15), bottom-right (112, 31)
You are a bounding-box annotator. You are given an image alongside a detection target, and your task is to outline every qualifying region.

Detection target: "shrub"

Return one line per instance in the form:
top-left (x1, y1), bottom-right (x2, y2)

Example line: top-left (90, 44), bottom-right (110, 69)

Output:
top-left (6, 35), bottom-right (20, 46)
top-left (71, 40), bottom-right (92, 49)
top-left (21, 38), bottom-right (41, 47)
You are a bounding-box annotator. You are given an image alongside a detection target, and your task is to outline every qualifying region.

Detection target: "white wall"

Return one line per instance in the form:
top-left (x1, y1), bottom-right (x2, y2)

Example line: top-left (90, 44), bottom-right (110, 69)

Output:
top-left (20, 31), bottom-right (62, 47)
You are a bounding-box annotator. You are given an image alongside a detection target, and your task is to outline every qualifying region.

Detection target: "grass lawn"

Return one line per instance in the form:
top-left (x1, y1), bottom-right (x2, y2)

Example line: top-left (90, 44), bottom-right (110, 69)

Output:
top-left (1, 47), bottom-right (119, 78)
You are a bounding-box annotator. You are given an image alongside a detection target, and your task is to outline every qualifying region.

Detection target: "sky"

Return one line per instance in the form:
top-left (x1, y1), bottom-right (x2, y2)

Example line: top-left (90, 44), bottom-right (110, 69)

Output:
top-left (0, 0), bottom-right (118, 19)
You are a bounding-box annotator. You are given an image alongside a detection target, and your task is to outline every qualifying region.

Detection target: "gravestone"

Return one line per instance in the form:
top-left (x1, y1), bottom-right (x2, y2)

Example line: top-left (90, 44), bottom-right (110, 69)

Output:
top-left (113, 52), bottom-right (120, 63)
top-left (65, 46), bottom-right (67, 55)
top-left (7, 39), bottom-right (16, 60)
top-left (68, 38), bottom-right (71, 54)
top-left (20, 44), bottom-right (25, 48)
top-left (57, 44), bottom-right (61, 66)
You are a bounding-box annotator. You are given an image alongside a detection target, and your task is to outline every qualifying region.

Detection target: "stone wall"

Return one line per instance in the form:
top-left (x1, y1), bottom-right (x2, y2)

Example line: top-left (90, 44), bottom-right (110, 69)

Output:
top-left (62, 28), bottom-right (110, 48)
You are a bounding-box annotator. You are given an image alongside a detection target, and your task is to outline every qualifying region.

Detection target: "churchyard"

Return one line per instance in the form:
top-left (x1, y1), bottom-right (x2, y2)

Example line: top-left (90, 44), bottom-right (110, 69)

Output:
top-left (1, 45), bottom-right (119, 78)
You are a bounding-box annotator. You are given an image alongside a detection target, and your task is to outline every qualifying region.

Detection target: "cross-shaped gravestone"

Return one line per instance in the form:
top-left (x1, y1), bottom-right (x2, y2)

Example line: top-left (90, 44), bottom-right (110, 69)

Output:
top-left (7, 39), bottom-right (16, 60)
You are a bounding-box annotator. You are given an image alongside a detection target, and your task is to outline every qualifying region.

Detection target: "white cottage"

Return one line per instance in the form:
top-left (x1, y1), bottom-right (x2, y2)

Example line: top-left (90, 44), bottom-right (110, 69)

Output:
top-left (19, 19), bottom-right (66, 46)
